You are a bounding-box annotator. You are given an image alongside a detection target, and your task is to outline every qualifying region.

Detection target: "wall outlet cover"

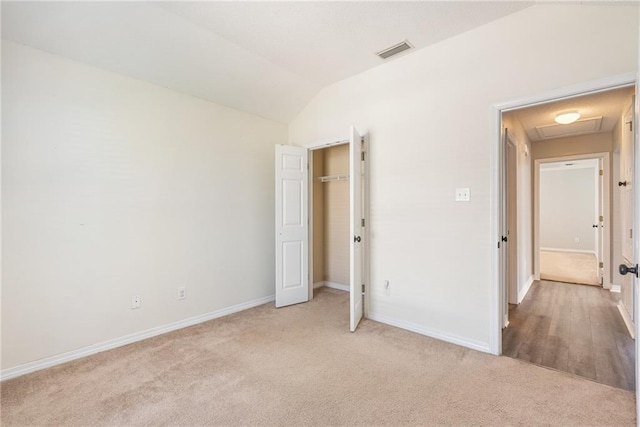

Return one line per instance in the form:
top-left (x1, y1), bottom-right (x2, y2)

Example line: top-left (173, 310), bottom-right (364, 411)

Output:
top-left (455, 188), bottom-right (470, 202)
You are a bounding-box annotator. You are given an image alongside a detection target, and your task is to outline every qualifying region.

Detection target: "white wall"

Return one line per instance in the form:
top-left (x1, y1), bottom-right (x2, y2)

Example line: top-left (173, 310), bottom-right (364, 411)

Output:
top-left (1, 41), bottom-right (287, 372)
top-left (539, 167), bottom-right (596, 252)
top-left (289, 4), bottom-right (638, 350)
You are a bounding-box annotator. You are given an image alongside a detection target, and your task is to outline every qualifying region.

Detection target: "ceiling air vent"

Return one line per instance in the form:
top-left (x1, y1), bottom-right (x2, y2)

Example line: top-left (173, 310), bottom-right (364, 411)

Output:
top-left (377, 40), bottom-right (413, 60)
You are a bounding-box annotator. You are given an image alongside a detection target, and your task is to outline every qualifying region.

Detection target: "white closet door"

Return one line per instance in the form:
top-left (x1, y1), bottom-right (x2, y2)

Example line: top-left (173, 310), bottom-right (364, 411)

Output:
top-left (275, 145), bottom-right (309, 308)
top-left (350, 127), bottom-right (364, 332)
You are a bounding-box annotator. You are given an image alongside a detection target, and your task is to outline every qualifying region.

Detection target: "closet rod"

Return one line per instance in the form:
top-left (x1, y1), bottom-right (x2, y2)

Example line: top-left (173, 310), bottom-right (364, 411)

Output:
top-left (318, 174), bottom-right (350, 182)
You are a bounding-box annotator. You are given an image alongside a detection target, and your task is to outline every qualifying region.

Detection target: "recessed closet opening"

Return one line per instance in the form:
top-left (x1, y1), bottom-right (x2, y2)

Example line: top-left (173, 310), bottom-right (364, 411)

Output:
top-left (310, 143), bottom-right (351, 297)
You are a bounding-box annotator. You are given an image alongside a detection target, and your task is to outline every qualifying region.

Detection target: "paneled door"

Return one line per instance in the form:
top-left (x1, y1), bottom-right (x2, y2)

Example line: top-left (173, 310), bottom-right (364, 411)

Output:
top-left (275, 145), bottom-right (309, 308)
top-left (350, 126), bottom-right (364, 332)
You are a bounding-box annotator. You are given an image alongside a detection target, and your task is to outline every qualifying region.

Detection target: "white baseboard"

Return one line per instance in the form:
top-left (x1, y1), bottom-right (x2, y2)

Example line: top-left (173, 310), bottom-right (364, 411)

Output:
top-left (610, 284), bottom-right (621, 293)
top-left (617, 301), bottom-right (635, 339)
top-left (540, 247), bottom-right (597, 256)
top-left (518, 275), bottom-right (534, 304)
top-left (0, 294), bottom-right (275, 382)
top-left (313, 281), bottom-right (325, 289)
top-left (324, 281), bottom-right (349, 292)
top-left (367, 312), bottom-right (490, 353)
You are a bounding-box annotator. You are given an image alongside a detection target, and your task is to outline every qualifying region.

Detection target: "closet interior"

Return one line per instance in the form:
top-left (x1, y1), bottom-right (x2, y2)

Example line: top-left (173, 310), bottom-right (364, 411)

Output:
top-left (312, 144), bottom-right (350, 293)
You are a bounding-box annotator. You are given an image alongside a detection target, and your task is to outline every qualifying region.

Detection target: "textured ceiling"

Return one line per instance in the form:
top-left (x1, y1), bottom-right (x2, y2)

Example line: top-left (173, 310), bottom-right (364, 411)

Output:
top-left (1, 1), bottom-right (531, 123)
top-left (506, 86), bottom-right (635, 142)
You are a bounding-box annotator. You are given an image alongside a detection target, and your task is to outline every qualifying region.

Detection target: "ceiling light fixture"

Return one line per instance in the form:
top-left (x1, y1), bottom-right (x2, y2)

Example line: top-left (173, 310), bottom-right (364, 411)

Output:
top-left (554, 112), bottom-right (581, 125)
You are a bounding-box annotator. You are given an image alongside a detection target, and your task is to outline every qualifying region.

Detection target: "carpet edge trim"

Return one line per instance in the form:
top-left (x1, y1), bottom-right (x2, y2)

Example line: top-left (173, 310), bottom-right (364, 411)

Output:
top-left (0, 294), bottom-right (275, 381)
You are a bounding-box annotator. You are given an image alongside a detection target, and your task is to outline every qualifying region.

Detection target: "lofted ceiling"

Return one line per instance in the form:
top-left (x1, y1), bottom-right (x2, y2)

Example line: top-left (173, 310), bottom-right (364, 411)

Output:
top-left (1, 1), bottom-right (532, 123)
top-left (506, 86), bottom-right (635, 142)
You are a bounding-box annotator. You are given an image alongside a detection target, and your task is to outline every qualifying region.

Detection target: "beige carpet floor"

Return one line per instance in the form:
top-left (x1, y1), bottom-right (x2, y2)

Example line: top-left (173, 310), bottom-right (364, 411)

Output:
top-left (1, 287), bottom-right (635, 426)
top-left (540, 250), bottom-right (600, 286)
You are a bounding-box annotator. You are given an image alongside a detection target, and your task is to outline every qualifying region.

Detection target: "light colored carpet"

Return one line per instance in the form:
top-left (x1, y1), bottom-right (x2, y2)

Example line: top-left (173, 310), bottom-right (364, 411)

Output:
top-left (540, 250), bottom-right (600, 286)
top-left (1, 287), bottom-right (635, 426)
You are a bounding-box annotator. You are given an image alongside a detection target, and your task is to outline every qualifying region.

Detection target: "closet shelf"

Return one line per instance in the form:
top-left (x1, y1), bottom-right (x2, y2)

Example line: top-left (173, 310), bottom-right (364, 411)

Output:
top-left (318, 174), bottom-right (350, 182)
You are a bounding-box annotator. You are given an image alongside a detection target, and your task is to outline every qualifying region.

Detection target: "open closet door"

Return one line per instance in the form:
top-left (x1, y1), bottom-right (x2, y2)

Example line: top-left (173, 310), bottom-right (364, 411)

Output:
top-left (632, 90), bottom-right (639, 416)
top-left (275, 145), bottom-right (309, 308)
top-left (350, 126), bottom-right (364, 332)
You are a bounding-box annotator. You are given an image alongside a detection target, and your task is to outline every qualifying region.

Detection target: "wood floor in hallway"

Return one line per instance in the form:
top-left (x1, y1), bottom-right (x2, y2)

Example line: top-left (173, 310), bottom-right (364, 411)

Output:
top-left (503, 280), bottom-right (635, 391)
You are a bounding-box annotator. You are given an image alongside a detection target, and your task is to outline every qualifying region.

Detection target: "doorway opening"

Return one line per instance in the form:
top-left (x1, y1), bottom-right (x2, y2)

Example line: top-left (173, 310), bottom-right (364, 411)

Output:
top-left (496, 81), bottom-right (636, 391)
top-left (537, 156), bottom-right (605, 287)
top-left (310, 143), bottom-right (350, 294)
top-left (274, 127), bottom-right (368, 332)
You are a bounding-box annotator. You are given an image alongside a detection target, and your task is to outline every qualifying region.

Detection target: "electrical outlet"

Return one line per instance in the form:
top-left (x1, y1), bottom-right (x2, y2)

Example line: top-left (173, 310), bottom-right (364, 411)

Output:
top-left (455, 188), bottom-right (470, 202)
top-left (131, 295), bottom-right (141, 309)
top-left (178, 286), bottom-right (186, 300)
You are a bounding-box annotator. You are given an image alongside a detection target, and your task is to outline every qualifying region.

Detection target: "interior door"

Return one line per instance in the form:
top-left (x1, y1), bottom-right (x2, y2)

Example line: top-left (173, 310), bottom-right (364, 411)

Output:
top-left (597, 159), bottom-right (604, 284)
top-left (506, 136), bottom-right (518, 305)
top-left (633, 84), bottom-right (639, 421)
top-left (621, 101), bottom-right (635, 323)
top-left (350, 126), bottom-right (364, 332)
top-left (275, 145), bottom-right (309, 308)
top-left (500, 129), bottom-right (510, 327)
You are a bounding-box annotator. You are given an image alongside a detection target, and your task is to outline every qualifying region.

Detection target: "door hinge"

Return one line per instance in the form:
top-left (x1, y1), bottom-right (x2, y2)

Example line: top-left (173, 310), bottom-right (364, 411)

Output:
top-left (361, 218), bottom-right (365, 227)
top-left (362, 284), bottom-right (365, 293)
top-left (599, 215), bottom-right (604, 222)
top-left (599, 262), bottom-right (604, 268)
top-left (361, 137), bottom-right (365, 143)
top-left (361, 152), bottom-right (365, 161)
top-left (599, 169), bottom-right (603, 176)
top-left (626, 120), bottom-right (633, 132)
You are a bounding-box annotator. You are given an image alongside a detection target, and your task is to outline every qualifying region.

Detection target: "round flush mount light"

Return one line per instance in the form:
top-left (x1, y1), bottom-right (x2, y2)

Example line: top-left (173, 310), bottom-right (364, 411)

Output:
top-left (554, 112), bottom-right (581, 124)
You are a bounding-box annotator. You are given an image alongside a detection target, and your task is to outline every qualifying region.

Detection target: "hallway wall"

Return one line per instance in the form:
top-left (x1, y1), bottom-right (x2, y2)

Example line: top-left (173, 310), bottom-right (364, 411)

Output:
top-left (539, 167), bottom-right (597, 252)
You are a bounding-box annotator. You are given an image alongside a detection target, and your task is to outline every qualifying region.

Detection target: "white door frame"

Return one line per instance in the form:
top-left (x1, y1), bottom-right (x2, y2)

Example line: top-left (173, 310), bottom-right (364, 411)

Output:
top-left (533, 153), bottom-right (610, 285)
top-left (306, 137), bottom-right (370, 318)
top-left (491, 72), bottom-right (637, 356)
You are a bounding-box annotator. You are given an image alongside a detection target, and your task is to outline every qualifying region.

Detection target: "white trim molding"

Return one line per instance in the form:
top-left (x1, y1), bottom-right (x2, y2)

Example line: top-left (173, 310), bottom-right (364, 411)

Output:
top-left (0, 294), bottom-right (275, 382)
top-left (313, 281), bottom-right (349, 292)
top-left (617, 301), bottom-right (635, 338)
top-left (518, 275), bottom-right (535, 304)
top-left (368, 312), bottom-right (491, 354)
top-left (610, 284), bottom-right (621, 293)
top-left (325, 281), bottom-right (349, 292)
top-left (540, 247), bottom-right (597, 256)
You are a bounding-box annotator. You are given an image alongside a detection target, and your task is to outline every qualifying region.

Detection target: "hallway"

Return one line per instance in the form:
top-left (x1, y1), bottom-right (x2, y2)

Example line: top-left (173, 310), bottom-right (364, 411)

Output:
top-left (503, 280), bottom-right (635, 391)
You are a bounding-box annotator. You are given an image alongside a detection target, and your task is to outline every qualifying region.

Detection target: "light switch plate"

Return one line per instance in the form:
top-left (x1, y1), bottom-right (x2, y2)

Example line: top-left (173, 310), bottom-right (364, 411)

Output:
top-left (455, 187), bottom-right (470, 202)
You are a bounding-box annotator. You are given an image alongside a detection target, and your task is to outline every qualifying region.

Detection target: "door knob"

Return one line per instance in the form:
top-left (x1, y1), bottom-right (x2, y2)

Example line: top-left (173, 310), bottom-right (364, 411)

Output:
top-left (592, 224), bottom-right (599, 228)
top-left (619, 264), bottom-right (638, 277)
top-left (354, 236), bottom-right (361, 243)
top-left (619, 181), bottom-right (628, 187)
